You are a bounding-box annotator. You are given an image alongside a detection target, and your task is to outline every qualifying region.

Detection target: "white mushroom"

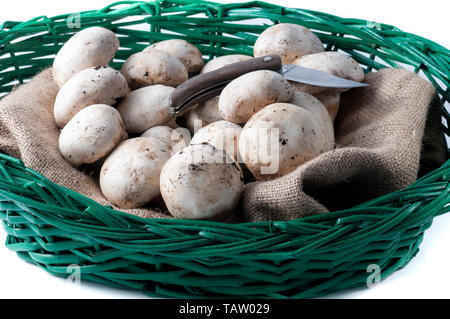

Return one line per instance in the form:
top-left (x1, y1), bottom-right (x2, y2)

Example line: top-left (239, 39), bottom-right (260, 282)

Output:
top-left (219, 70), bottom-right (294, 124)
top-left (253, 23), bottom-right (324, 64)
top-left (186, 96), bottom-right (222, 133)
top-left (53, 27), bottom-right (119, 87)
top-left (190, 120), bottom-right (242, 160)
top-left (239, 102), bottom-right (334, 180)
top-left (59, 104), bottom-right (127, 166)
top-left (163, 117), bottom-right (180, 129)
top-left (117, 84), bottom-right (174, 134)
top-left (141, 126), bottom-right (191, 154)
top-left (120, 50), bottom-right (188, 89)
top-left (100, 137), bottom-right (172, 209)
top-left (54, 66), bottom-right (129, 128)
top-left (290, 90), bottom-right (335, 149)
top-left (188, 55), bottom-right (252, 131)
top-left (290, 51), bottom-right (365, 95)
top-left (160, 143), bottom-right (244, 220)
top-left (200, 54), bottom-right (252, 74)
top-left (144, 39), bottom-right (204, 75)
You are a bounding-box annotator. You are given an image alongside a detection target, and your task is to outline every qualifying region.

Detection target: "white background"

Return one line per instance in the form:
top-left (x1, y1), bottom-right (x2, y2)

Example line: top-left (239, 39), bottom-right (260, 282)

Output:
top-left (0, 0), bottom-right (449, 299)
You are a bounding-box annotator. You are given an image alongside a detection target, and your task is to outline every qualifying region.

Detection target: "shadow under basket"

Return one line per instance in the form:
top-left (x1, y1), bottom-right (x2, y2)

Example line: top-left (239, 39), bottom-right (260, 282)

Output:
top-left (1, 0), bottom-right (449, 298)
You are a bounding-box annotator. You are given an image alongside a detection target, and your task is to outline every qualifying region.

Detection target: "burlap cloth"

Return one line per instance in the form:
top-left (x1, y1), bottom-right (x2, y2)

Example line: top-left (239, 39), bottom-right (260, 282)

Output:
top-left (0, 68), bottom-right (445, 222)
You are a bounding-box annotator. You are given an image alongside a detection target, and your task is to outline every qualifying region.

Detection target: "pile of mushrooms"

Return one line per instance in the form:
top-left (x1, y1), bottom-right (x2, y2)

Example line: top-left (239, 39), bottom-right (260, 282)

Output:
top-left (54, 23), bottom-right (364, 221)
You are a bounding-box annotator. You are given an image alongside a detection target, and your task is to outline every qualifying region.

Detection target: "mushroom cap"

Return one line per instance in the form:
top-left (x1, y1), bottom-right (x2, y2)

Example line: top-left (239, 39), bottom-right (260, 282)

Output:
top-left (253, 23), bottom-right (324, 64)
top-left (190, 120), bottom-right (242, 160)
top-left (239, 102), bottom-right (333, 180)
top-left (315, 92), bottom-right (341, 122)
top-left (218, 70), bottom-right (294, 124)
top-left (186, 96), bottom-right (222, 134)
top-left (290, 51), bottom-right (364, 95)
top-left (117, 84), bottom-right (174, 134)
top-left (53, 26), bottom-right (119, 87)
top-left (290, 90), bottom-right (335, 149)
top-left (144, 39), bottom-right (204, 74)
top-left (120, 50), bottom-right (188, 89)
top-left (141, 125), bottom-right (191, 154)
top-left (54, 66), bottom-right (129, 128)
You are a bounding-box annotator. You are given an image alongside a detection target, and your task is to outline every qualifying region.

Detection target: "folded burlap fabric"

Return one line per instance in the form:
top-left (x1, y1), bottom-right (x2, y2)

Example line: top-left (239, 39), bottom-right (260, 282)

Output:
top-left (242, 68), bottom-right (446, 221)
top-left (0, 68), bottom-right (445, 222)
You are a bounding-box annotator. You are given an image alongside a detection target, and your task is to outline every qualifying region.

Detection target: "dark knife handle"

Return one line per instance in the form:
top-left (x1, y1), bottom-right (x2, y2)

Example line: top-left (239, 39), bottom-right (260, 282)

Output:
top-left (169, 54), bottom-right (282, 116)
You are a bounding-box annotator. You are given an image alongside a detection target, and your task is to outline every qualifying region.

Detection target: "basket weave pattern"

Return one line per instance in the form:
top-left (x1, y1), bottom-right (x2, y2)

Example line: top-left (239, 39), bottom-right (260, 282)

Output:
top-left (0, 0), bottom-right (449, 298)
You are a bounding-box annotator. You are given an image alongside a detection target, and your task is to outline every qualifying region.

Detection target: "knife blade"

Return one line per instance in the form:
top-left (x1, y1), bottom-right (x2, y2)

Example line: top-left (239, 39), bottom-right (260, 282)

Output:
top-left (169, 54), bottom-right (367, 116)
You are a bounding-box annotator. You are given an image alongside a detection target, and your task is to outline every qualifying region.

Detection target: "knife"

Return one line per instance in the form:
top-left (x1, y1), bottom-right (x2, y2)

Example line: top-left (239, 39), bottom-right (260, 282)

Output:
top-left (169, 54), bottom-right (367, 116)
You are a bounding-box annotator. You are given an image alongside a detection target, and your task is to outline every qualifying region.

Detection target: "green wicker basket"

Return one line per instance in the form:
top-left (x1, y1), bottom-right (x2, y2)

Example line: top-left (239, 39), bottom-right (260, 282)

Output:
top-left (1, 0), bottom-right (449, 298)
